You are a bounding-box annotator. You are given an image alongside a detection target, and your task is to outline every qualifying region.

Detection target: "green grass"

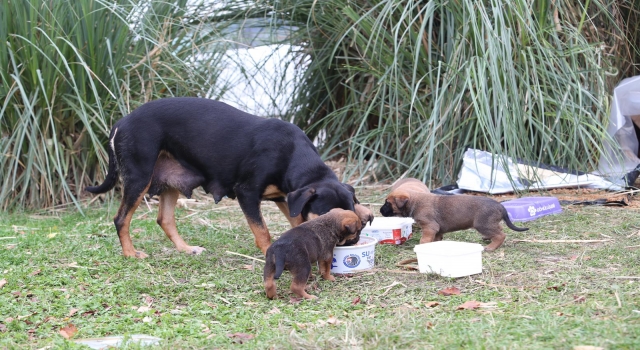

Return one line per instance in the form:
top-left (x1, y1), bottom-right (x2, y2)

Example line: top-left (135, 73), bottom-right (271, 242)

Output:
top-left (1, 189), bottom-right (639, 349)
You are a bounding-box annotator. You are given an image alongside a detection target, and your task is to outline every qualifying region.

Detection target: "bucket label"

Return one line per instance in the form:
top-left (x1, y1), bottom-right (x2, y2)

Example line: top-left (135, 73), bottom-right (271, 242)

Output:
top-left (343, 254), bottom-right (361, 268)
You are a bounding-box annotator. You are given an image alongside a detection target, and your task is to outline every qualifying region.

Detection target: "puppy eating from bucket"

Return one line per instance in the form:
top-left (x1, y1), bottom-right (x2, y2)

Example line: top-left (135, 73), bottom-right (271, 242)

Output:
top-left (263, 208), bottom-right (363, 299)
top-left (380, 178), bottom-right (528, 251)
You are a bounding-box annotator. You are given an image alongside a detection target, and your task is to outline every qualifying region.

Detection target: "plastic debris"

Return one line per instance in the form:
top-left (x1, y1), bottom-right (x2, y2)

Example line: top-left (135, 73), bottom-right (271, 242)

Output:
top-left (73, 335), bottom-right (161, 349)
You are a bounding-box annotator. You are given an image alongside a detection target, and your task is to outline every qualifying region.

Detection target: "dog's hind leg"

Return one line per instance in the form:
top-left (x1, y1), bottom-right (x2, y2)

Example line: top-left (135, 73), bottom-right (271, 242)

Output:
top-left (476, 225), bottom-right (506, 251)
top-left (114, 182), bottom-right (152, 258)
top-left (157, 188), bottom-right (206, 255)
top-left (290, 264), bottom-right (317, 300)
top-left (274, 201), bottom-right (304, 228)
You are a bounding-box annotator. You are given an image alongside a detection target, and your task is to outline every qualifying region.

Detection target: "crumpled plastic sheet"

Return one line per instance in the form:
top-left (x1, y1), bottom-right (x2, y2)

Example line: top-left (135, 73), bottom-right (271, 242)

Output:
top-left (597, 75), bottom-right (640, 186)
top-left (457, 148), bottom-right (623, 194)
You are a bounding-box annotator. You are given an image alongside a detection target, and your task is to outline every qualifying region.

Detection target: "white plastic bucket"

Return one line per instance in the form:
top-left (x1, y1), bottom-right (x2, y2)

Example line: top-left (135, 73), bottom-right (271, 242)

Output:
top-left (331, 236), bottom-right (378, 274)
top-left (413, 241), bottom-right (484, 278)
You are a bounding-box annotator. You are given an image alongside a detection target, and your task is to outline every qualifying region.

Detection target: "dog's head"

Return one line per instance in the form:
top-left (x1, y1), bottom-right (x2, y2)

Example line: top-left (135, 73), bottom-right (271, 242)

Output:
top-left (329, 209), bottom-right (363, 245)
top-left (339, 204), bottom-right (374, 246)
top-left (287, 182), bottom-right (357, 221)
top-left (380, 190), bottom-right (411, 217)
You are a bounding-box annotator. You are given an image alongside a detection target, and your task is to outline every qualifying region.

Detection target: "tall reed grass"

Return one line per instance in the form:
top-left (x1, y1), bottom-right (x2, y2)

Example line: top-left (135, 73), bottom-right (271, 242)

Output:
top-left (273, 0), bottom-right (638, 186)
top-left (0, 0), bottom-right (227, 210)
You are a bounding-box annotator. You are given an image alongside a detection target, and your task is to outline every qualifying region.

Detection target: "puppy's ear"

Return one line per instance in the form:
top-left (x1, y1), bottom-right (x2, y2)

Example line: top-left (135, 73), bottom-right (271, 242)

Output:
top-left (287, 187), bottom-right (316, 217)
top-left (394, 194), bottom-right (409, 210)
top-left (342, 217), bottom-right (359, 236)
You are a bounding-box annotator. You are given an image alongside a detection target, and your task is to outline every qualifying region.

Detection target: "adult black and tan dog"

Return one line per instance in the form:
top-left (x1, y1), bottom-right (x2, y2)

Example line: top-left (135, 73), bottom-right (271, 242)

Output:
top-left (85, 97), bottom-right (357, 258)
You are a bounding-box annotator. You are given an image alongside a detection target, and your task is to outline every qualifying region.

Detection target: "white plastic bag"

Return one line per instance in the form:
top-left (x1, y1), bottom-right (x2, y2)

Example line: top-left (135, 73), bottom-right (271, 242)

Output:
top-left (597, 75), bottom-right (640, 185)
top-left (457, 149), bottom-right (622, 194)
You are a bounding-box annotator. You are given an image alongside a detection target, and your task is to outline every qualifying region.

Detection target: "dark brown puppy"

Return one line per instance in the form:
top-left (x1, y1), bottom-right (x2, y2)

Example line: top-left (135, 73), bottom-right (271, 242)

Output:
top-left (263, 209), bottom-right (362, 299)
top-left (85, 98), bottom-right (358, 258)
top-left (380, 178), bottom-right (528, 251)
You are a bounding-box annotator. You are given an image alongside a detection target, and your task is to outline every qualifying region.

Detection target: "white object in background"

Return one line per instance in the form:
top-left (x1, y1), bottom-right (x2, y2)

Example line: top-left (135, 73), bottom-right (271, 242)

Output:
top-left (598, 75), bottom-right (640, 185)
top-left (331, 236), bottom-right (378, 274)
top-left (360, 217), bottom-right (415, 245)
top-left (413, 241), bottom-right (484, 278)
top-left (457, 148), bottom-right (622, 194)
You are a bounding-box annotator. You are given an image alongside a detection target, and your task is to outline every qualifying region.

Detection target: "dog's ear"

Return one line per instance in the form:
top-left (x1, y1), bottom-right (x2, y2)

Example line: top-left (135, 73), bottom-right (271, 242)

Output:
top-left (342, 217), bottom-right (359, 236)
top-left (393, 194), bottom-right (409, 210)
top-left (287, 187), bottom-right (316, 217)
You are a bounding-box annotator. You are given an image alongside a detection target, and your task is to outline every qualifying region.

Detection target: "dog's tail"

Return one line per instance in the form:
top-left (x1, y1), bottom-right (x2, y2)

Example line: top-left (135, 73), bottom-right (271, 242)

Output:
top-left (273, 249), bottom-right (287, 280)
top-left (501, 209), bottom-right (529, 232)
top-left (85, 132), bottom-right (119, 194)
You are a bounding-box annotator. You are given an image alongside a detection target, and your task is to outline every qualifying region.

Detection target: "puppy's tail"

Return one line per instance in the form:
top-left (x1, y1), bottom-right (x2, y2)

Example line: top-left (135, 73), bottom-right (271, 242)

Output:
top-left (85, 131), bottom-right (119, 194)
top-left (273, 249), bottom-right (287, 280)
top-left (502, 209), bottom-right (529, 232)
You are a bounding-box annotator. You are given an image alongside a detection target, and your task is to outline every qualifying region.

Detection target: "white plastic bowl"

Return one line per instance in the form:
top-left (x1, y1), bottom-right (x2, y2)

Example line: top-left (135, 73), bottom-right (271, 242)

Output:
top-left (331, 236), bottom-right (378, 274)
top-left (413, 241), bottom-right (484, 278)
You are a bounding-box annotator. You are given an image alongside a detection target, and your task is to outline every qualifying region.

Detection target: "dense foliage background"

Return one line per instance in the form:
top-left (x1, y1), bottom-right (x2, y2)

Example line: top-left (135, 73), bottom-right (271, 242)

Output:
top-left (0, 0), bottom-right (638, 209)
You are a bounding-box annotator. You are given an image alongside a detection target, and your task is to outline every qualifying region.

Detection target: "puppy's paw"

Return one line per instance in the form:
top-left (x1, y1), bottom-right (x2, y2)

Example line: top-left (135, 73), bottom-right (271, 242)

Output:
top-left (323, 275), bottom-right (336, 282)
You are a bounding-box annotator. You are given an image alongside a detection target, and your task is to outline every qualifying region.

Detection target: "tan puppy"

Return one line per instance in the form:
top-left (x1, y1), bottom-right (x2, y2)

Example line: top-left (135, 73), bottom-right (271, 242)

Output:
top-left (389, 178), bottom-right (430, 194)
top-left (380, 178), bottom-right (528, 251)
top-left (263, 208), bottom-right (362, 299)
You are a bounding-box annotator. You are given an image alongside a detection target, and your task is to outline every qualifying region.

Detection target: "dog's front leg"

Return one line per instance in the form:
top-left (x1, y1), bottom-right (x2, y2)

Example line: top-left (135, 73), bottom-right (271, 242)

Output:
top-left (319, 259), bottom-right (335, 281)
top-left (237, 191), bottom-right (272, 254)
top-left (418, 222), bottom-right (440, 244)
top-left (274, 201), bottom-right (305, 228)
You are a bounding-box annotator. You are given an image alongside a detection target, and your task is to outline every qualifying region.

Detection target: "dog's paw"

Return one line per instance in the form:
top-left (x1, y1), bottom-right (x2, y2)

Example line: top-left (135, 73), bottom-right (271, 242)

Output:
top-left (184, 246), bottom-right (206, 255)
top-left (135, 251), bottom-right (149, 259)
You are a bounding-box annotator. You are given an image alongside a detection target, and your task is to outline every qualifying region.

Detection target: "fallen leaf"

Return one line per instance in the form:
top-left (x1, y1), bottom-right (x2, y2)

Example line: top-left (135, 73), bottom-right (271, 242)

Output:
top-left (573, 295), bottom-right (586, 303)
top-left (241, 265), bottom-right (254, 271)
top-left (573, 346), bottom-right (604, 350)
top-left (268, 307), bottom-right (281, 315)
top-left (47, 232), bottom-right (58, 238)
top-left (68, 308), bottom-right (78, 317)
top-left (547, 283), bottom-right (566, 291)
top-left (425, 301), bottom-right (440, 308)
top-left (569, 255), bottom-right (578, 261)
top-left (456, 301), bottom-right (481, 310)
top-left (59, 324), bottom-right (78, 339)
top-left (144, 295), bottom-right (154, 306)
top-left (352, 296), bottom-right (361, 305)
top-left (81, 310), bottom-right (96, 317)
top-left (5, 244), bottom-right (17, 249)
top-left (227, 333), bottom-right (254, 344)
top-left (0, 279), bottom-right (6, 289)
top-left (136, 306), bottom-right (151, 313)
top-left (204, 302), bottom-right (217, 309)
top-left (4, 318), bottom-right (14, 323)
top-left (30, 270), bottom-right (41, 276)
top-left (426, 321), bottom-right (434, 329)
top-left (438, 287), bottom-right (461, 296)
top-left (327, 316), bottom-right (341, 325)
top-left (132, 228), bottom-right (143, 233)
top-left (295, 323), bottom-right (307, 329)
top-left (142, 316), bottom-right (153, 323)
top-left (289, 297), bottom-right (302, 304)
